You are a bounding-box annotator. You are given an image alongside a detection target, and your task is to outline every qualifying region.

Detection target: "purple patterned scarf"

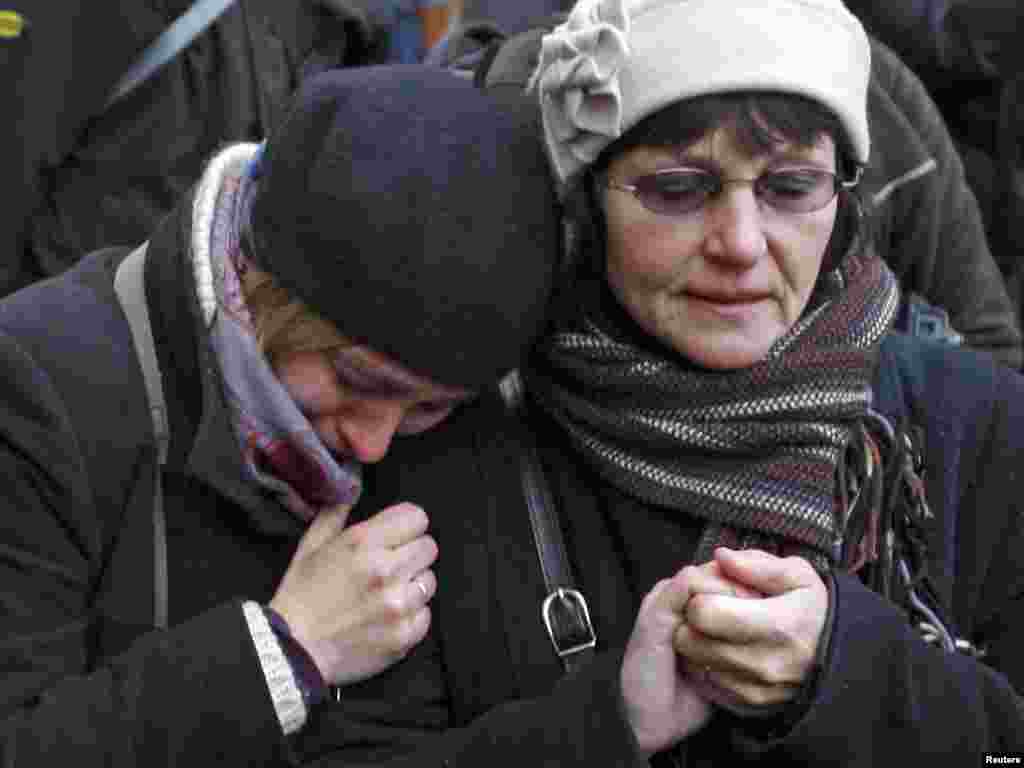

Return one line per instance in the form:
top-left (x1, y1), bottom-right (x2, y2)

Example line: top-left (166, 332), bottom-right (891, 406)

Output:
top-left (193, 144), bottom-right (362, 522)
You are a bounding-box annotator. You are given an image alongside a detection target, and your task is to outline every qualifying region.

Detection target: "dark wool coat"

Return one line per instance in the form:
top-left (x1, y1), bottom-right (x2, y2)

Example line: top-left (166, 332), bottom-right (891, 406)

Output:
top-left (0, 0), bottom-right (371, 298)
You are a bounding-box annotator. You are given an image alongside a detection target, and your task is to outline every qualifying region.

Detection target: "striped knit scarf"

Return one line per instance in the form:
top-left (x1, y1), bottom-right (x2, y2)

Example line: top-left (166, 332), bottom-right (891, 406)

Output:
top-left (524, 244), bottom-right (900, 570)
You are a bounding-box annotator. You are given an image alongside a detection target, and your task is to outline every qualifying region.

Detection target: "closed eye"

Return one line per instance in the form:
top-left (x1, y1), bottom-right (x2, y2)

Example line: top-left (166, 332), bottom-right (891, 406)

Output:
top-left (644, 170), bottom-right (714, 202)
top-left (396, 401), bottom-right (459, 436)
top-left (760, 170), bottom-right (828, 199)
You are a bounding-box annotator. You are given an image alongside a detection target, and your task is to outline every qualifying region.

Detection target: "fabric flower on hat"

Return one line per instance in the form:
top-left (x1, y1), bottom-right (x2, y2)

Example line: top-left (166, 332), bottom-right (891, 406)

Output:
top-left (528, 0), bottom-right (630, 187)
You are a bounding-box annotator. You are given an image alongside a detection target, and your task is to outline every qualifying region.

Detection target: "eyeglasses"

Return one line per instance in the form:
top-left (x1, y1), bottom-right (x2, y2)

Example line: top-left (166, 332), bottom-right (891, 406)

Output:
top-left (604, 165), bottom-right (862, 216)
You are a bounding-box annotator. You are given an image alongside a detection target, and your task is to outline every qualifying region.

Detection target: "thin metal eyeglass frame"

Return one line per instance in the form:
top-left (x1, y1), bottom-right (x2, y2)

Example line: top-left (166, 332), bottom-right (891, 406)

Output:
top-left (604, 165), bottom-right (864, 215)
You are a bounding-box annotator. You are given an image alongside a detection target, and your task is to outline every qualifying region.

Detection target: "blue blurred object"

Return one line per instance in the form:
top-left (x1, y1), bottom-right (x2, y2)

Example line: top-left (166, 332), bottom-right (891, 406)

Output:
top-left (895, 293), bottom-right (964, 346)
top-left (361, 0), bottom-right (449, 62)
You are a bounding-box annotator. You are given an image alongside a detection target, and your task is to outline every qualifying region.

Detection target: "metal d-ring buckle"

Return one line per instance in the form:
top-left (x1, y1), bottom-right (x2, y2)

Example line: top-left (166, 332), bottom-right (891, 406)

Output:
top-left (541, 588), bottom-right (597, 661)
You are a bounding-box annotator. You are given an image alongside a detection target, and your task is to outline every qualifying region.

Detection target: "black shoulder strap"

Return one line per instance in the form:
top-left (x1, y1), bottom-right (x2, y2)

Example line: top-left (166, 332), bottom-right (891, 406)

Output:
top-left (113, 244), bottom-right (171, 628)
top-left (498, 371), bottom-right (596, 675)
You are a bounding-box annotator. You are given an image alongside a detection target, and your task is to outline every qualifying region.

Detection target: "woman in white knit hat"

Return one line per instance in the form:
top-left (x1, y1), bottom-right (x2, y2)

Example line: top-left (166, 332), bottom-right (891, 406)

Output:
top-left (329, 1), bottom-right (1024, 765)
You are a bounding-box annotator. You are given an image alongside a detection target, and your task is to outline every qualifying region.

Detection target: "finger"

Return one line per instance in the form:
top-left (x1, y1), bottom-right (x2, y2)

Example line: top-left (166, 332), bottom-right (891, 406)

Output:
top-left (368, 572), bottom-right (434, 630)
top-left (656, 571), bottom-right (699, 616)
top-left (631, 578), bottom-right (686, 646)
top-left (713, 548), bottom-right (818, 597)
top-left (365, 603), bottom-right (433, 668)
top-left (682, 592), bottom-right (777, 644)
top-left (679, 561), bottom-right (763, 601)
top-left (712, 672), bottom-right (798, 709)
top-left (675, 621), bottom-right (804, 687)
top-left (409, 568), bottom-right (437, 607)
top-left (390, 535), bottom-right (439, 584)
top-left (689, 662), bottom-right (799, 710)
top-left (404, 604), bottom-right (432, 649)
top-left (343, 502), bottom-right (429, 550)
top-left (643, 565), bottom-right (743, 637)
top-left (296, 502), bottom-right (353, 555)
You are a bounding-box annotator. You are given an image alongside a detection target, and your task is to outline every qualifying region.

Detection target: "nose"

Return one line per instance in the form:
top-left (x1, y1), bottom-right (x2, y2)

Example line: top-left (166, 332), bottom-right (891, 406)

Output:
top-left (702, 185), bottom-right (767, 267)
top-left (331, 399), bottom-right (406, 464)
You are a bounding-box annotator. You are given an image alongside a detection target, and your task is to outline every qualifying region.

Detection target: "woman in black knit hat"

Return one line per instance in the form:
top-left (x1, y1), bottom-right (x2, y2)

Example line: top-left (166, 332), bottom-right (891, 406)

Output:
top-left (0, 66), bottom-right (558, 764)
top-left (332, 0), bottom-right (1024, 765)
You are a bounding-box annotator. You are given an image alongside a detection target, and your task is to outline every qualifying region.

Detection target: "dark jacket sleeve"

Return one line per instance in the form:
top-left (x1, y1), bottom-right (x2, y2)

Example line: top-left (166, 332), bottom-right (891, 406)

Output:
top-left (728, 570), bottom-right (1024, 763)
top-left (0, 329), bottom-right (292, 766)
top-left (729, 348), bottom-right (1024, 763)
top-left (728, 574), bottom-right (1024, 762)
top-left (868, 40), bottom-right (1022, 368)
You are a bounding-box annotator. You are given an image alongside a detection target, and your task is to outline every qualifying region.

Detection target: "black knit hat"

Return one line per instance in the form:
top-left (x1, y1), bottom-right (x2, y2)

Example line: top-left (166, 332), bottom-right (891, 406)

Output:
top-left (249, 65), bottom-right (560, 390)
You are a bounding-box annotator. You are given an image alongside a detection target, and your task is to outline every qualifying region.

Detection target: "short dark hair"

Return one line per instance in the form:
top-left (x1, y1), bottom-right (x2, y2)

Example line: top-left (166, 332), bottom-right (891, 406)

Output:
top-left (592, 90), bottom-right (859, 178)
top-left (561, 90), bottom-right (866, 290)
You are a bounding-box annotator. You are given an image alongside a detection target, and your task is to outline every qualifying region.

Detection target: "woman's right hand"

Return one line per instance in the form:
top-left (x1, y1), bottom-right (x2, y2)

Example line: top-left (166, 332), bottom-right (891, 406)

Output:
top-left (621, 562), bottom-right (761, 757)
top-left (269, 501), bottom-right (438, 686)
top-left (620, 571), bottom-right (713, 758)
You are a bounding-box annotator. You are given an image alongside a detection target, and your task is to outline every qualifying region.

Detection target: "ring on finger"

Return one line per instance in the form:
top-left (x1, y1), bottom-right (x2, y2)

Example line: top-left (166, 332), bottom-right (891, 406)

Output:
top-left (413, 575), bottom-right (429, 601)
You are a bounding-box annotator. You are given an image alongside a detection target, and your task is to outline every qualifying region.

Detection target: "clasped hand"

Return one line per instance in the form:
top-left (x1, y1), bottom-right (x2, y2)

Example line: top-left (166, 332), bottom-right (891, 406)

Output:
top-left (621, 548), bottom-right (828, 757)
top-left (270, 501), bottom-right (438, 687)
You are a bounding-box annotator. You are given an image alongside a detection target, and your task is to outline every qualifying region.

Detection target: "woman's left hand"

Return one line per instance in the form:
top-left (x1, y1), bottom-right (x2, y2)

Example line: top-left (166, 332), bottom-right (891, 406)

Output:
top-left (673, 548), bottom-right (828, 711)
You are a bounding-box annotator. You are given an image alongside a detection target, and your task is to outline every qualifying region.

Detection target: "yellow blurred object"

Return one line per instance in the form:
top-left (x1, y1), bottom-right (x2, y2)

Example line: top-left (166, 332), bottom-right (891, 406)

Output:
top-left (0, 9), bottom-right (26, 39)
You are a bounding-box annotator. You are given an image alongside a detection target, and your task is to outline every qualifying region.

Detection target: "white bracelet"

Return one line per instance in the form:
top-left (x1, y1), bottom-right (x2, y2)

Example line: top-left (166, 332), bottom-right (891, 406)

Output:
top-left (242, 600), bottom-right (307, 735)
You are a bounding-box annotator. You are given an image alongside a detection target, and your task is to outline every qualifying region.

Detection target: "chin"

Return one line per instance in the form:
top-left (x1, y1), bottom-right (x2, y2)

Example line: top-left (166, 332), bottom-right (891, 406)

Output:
top-left (672, 333), bottom-right (777, 371)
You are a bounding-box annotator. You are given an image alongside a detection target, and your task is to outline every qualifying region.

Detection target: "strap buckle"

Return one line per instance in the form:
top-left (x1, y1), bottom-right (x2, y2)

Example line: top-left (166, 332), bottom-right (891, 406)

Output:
top-left (541, 588), bottom-right (597, 661)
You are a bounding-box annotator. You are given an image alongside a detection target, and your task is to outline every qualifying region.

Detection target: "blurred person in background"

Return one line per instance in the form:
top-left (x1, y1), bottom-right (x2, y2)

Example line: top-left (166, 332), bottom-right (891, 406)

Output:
top-left (0, 0), bottom-right (373, 298)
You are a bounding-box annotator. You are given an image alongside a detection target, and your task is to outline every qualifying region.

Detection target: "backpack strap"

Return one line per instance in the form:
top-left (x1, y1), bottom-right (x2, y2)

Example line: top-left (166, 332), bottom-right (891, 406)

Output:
top-left (498, 371), bottom-right (596, 675)
top-left (113, 244), bottom-right (171, 629)
top-left (104, 0), bottom-right (238, 110)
